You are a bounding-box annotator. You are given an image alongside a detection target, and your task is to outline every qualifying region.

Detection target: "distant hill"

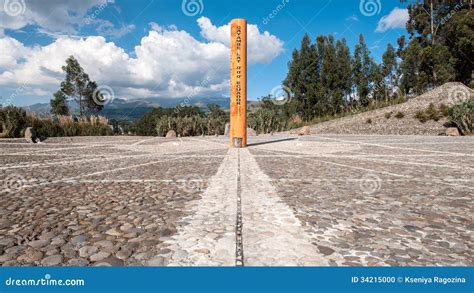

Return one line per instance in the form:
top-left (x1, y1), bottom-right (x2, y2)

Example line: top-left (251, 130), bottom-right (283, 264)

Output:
top-left (24, 96), bottom-right (231, 121)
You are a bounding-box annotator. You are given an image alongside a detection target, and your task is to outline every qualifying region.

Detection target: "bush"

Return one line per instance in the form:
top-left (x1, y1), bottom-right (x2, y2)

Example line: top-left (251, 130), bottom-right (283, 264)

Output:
top-left (425, 103), bottom-right (441, 121)
top-left (248, 107), bottom-right (289, 134)
top-left (414, 110), bottom-right (428, 123)
top-left (449, 99), bottom-right (473, 135)
top-left (0, 106), bottom-right (112, 138)
top-left (395, 111), bottom-right (405, 119)
top-left (415, 103), bottom-right (449, 123)
top-left (384, 112), bottom-right (392, 119)
top-left (155, 115), bottom-right (226, 137)
top-left (439, 103), bottom-right (450, 117)
top-left (0, 106), bottom-right (28, 138)
top-left (135, 106), bottom-right (205, 136)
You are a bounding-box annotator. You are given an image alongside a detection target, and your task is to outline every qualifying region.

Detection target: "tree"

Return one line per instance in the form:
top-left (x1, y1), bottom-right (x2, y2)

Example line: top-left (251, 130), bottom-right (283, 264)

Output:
top-left (320, 35), bottom-right (338, 115)
top-left (335, 38), bottom-right (352, 110)
top-left (381, 43), bottom-right (398, 100)
top-left (53, 56), bottom-right (104, 116)
top-left (400, 38), bottom-right (423, 95)
top-left (207, 103), bottom-right (226, 120)
top-left (50, 91), bottom-right (69, 115)
top-left (353, 34), bottom-right (374, 106)
top-left (402, 0), bottom-right (470, 89)
top-left (283, 33), bottom-right (319, 120)
top-left (443, 9), bottom-right (473, 84)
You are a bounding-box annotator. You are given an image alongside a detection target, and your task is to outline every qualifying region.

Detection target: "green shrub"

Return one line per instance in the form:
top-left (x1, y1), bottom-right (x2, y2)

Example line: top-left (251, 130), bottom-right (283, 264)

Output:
top-left (0, 106), bottom-right (28, 138)
top-left (415, 110), bottom-right (428, 123)
top-left (395, 111), bottom-right (405, 119)
top-left (415, 103), bottom-right (450, 123)
top-left (439, 103), bottom-right (450, 117)
top-left (155, 115), bottom-right (226, 137)
top-left (426, 103), bottom-right (442, 121)
top-left (449, 99), bottom-right (473, 135)
top-left (0, 106), bottom-right (112, 138)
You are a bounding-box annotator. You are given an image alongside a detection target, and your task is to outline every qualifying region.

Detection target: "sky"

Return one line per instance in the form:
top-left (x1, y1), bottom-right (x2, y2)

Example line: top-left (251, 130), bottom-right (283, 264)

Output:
top-left (0, 0), bottom-right (410, 106)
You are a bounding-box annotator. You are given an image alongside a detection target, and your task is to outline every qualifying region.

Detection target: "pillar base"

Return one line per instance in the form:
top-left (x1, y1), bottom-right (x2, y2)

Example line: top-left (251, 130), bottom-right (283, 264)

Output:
top-left (232, 137), bottom-right (243, 148)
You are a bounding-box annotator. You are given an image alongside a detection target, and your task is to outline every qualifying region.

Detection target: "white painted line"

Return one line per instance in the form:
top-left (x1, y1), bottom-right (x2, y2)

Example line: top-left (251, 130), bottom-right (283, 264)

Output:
top-left (165, 148), bottom-right (237, 266)
top-left (315, 136), bottom-right (474, 156)
top-left (240, 148), bottom-right (330, 266)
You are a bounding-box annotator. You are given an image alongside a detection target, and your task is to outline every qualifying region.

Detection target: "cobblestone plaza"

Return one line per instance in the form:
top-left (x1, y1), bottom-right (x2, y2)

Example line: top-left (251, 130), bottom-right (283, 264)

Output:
top-left (0, 135), bottom-right (472, 266)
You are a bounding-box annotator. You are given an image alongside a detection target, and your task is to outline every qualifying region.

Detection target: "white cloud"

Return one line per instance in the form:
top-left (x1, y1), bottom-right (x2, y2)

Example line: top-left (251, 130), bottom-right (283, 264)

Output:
top-left (0, 17), bottom-right (284, 100)
top-left (376, 7), bottom-right (409, 32)
top-left (0, 36), bottom-right (32, 69)
top-left (0, 0), bottom-right (114, 33)
top-left (197, 17), bottom-right (284, 64)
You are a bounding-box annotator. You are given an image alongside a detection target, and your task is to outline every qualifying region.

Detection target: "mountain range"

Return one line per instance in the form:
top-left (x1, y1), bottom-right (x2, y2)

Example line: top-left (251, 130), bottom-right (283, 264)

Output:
top-left (23, 96), bottom-right (231, 121)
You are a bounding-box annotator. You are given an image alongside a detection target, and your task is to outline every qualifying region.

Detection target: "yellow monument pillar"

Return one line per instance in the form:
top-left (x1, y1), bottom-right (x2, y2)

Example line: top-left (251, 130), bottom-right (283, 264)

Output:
top-left (230, 18), bottom-right (247, 148)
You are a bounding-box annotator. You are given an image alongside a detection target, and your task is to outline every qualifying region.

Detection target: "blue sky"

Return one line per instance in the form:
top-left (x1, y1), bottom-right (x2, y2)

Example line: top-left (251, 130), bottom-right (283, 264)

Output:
top-left (0, 0), bottom-right (410, 106)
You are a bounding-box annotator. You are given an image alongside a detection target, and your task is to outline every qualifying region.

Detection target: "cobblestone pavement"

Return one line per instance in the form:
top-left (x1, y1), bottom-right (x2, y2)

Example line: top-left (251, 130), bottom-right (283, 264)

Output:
top-left (0, 135), bottom-right (472, 266)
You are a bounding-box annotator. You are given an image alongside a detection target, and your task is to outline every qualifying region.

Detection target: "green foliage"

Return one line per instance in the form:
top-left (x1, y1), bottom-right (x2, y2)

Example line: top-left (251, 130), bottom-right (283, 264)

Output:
top-left (400, 1), bottom-right (471, 93)
top-left (414, 103), bottom-right (448, 123)
top-left (206, 103), bottom-right (226, 120)
top-left (0, 106), bottom-right (112, 138)
top-left (0, 106), bottom-right (28, 138)
top-left (247, 97), bottom-right (305, 134)
top-left (52, 56), bottom-right (104, 116)
top-left (134, 106), bottom-right (203, 136)
top-left (353, 34), bottom-right (375, 105)
top-left (395, 111), bottom-right (405, 119)
top-left (50, 91), bottom-right (69, 116)
top-left (448, 99), bottom-right (473, 135)
top-left (155, 115), bottom-right (226, 137)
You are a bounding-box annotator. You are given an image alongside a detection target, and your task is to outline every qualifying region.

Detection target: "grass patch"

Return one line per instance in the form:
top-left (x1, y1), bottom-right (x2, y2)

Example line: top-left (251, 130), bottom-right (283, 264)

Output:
top-left (414, 103), bottom-right (449, 123)
top-left (448, 99), bottom-right (473, 135)
top-left (395, 111), bottom-right (405, 119)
